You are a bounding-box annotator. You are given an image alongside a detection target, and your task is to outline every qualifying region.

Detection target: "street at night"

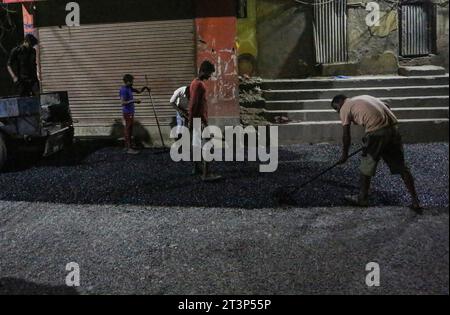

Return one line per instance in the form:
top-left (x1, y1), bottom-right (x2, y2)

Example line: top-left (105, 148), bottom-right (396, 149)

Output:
top-left (1, 0), bottom-right (449, 301)
top-left (0, 142), bottom-right (448, 294)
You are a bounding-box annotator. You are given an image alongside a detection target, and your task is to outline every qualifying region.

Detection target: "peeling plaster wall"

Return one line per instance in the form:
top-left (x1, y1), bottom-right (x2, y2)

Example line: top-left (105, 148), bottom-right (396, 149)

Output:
top-left (254, 0), bottom-right (402, 78)
top-left (255, 0), bottom-right (316, 79)
top-left (329, 1), bottom-right (449, 75)
top-left (435, 4), bottom-right (449, 70)
top-left (195, 0), bottom-right (240, 125)
top-left (346, 0), bottom-right (399, 75)
top-left (252, 0), bottom-right (448, 78)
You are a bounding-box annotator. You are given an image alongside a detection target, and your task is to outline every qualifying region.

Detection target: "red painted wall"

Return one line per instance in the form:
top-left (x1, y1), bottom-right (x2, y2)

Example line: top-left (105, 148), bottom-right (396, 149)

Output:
top-left (22, 3), bottom-right (36, 36)
top-left (195, 0), bottom-right (239, 121)
top-left (1, 0), bottom-right (35, 35)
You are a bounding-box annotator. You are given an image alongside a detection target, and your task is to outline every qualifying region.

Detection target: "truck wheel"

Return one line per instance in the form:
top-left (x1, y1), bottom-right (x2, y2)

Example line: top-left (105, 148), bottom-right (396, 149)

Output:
top-left (0, 134), bottom-right (7, 171)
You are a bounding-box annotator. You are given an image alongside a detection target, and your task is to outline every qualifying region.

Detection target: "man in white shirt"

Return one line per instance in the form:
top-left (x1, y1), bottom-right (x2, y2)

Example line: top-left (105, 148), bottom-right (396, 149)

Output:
top-left (170, 86), bottom-right (190, 135)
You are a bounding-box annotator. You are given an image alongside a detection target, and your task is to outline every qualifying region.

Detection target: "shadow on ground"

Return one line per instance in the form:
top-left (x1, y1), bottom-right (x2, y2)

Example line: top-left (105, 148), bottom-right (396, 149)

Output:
top-left (0, 278), bottom-right (78, 295)
top-left (4, 139), bottom-right (118, 170)
top-left (0, 140), bottom-right (448, 209)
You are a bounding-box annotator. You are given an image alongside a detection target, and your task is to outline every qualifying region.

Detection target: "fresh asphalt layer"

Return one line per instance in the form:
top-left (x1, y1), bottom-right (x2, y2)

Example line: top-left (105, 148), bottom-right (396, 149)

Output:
top-left (0, 141), bottom-right (448, 209)
top-left (0, 142), bottom-right (448, 294)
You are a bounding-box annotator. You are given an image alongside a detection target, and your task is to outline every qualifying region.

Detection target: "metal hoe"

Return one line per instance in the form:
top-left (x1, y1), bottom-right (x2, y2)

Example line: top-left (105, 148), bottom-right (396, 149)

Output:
top-left (274, 147), bottom-right (364, 205)
top-left (145, 75), bottom-right (167, 150)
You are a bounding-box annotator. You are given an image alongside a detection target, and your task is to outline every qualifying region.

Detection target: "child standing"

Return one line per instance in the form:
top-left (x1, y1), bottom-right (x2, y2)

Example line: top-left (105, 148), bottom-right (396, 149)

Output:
top-left (119, 74), bottom-right (149, 154)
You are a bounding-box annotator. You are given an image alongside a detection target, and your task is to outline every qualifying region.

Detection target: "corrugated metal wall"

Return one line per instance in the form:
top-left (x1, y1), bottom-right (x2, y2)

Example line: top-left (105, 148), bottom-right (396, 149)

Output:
top-left (38, 20), bottom-right (196, 131)
top-left (313, 0), bottom-right (348, 64)
top-left (401, 3), bottom-right (432, 56)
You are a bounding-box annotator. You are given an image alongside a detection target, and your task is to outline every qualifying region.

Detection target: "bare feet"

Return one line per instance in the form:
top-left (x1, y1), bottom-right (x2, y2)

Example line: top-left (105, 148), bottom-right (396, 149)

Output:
top-left (201, 174), bottom-right (223, 182)
top-left (126, 148), bottom-right (140, 155)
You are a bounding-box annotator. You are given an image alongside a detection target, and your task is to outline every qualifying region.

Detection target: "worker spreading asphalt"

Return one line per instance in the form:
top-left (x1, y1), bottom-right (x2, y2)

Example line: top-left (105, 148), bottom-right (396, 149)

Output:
top-left (0, 141), bottom-right (447, 210)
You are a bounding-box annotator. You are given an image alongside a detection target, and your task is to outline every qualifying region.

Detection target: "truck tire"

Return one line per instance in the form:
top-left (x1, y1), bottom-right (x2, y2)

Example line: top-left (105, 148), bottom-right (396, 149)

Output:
top-left (0, 134), bottom-right (7, 171)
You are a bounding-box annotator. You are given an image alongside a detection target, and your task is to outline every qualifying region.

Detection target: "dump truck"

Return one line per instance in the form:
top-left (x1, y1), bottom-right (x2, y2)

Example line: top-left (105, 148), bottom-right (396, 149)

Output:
top-left (0, 92), bottom-right (74, 171)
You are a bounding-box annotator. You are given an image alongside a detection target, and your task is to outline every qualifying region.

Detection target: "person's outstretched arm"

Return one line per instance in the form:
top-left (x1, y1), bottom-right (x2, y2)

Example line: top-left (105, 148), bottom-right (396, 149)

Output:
top-left (132, 87), bottom-right (150, 94)
top-left (7, 48), bottom-right (19, 83)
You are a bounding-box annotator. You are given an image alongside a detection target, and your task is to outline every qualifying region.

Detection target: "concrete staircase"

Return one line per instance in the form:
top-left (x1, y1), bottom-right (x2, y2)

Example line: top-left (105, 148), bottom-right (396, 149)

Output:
top-left (262, 74), bottom-right (449, 145)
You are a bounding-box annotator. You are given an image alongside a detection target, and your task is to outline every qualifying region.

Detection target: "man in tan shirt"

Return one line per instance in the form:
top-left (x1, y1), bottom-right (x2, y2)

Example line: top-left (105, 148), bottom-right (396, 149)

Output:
top-left (331, 95), bottom-right (421, 212)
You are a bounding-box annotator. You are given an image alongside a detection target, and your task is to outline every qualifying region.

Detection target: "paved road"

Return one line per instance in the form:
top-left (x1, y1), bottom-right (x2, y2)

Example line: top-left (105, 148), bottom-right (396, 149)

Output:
top-left (0, 201), bottom-right (448, 295)
top-left (0, 142), bottom-right (448, 294)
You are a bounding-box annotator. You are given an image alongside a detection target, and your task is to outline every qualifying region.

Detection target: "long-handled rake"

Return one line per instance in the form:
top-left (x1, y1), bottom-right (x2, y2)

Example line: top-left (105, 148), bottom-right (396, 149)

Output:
top-left (273, 148), bottom-right (364, 206)
top-left (145, 75), bottom-right (169, 153)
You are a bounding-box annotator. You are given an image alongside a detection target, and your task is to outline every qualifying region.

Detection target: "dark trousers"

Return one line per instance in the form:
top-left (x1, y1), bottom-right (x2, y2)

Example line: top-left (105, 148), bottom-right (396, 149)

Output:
top-left (123, 113), bottom-right (134, 149)
top-left (16, 79), bottom-right (40, 97)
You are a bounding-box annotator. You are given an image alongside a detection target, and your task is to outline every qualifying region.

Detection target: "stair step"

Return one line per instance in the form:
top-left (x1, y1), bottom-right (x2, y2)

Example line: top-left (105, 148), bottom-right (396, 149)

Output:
top-left (262, 75), bottom-right (449, 90)
top-left (265, 96), bottom-right (449, 110)
top-left (264, 85), bottom-right (449, 101)
top-left (265, 107), bottom-right (449, 122)
top-left (275, 119), bottom-right (449, 145)
top-left (399, 66), bottom-right (447, 77)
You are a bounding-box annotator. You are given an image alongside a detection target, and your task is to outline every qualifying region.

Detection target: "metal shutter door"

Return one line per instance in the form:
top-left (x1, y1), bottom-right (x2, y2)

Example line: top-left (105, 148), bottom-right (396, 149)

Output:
top-left (400, 3), bottom-right (432, 57)
top-left (38, 19), bottom-right (195, 134)
top-left (313, 0), bottom-right (348, 64)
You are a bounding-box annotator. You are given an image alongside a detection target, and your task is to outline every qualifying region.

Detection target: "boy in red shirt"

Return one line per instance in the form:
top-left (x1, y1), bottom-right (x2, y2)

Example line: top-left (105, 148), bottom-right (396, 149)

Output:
top-left (188, 60), bottom-right (221, 181)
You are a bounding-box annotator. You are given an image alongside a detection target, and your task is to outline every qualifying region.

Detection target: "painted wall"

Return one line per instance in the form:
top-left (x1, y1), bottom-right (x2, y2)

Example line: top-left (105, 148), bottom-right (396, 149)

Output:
top-left (236, 0), bottom-right (399, 77)
top-left (255, 0), bottom-right (316, 79)
top-left (434, 3), bottom-right (449, 70)
top-left (195, 0), bottom-right (240, 125)
top-left (239, 0), bottom-right (448, 78)
top-left (237, 0), bottom-right (258, 76)
top-left (346, 0), bottom-right (399, 75)
top-left (347, 0), bottom-right (449, 74)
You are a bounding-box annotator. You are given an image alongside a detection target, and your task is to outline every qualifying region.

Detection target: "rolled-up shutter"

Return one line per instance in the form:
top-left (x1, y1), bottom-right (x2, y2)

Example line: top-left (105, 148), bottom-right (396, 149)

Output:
top-left (38, 19), bottom-right (195, 135)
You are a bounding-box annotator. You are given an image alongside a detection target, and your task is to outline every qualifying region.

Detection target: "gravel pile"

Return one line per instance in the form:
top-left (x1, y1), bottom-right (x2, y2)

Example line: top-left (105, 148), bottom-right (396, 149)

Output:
top-left (0, 141), bottom-right (448, 209)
